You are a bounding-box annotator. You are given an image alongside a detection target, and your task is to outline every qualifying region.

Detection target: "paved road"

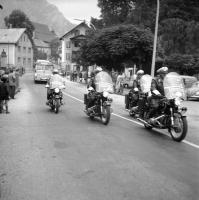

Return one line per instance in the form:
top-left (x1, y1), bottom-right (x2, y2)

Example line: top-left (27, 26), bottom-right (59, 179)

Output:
top-left (0, 73), bottom-right (199, 200)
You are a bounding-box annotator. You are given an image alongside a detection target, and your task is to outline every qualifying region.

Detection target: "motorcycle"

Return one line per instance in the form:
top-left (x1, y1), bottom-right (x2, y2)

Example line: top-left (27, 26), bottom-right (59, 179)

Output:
top-left (45, 83), bottom-right (65, 114)
top-left (84, 71), bottom-right (113, 125)
top-left (131, 73), bottom-right (188, 142)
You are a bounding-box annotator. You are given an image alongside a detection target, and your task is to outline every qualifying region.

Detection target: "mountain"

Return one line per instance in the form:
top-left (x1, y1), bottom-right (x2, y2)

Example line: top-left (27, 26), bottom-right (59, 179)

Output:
top-left (0, 0), bottom-right (74, 37)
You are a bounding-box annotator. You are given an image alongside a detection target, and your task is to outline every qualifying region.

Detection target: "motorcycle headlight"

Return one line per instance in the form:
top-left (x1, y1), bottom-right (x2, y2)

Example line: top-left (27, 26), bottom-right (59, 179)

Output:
top-left (175, 97), bottom-right (182, 106)
top-left (103, 91), bottom-right (109, 98)
top-left (55, 88), bottom-right (59, 93)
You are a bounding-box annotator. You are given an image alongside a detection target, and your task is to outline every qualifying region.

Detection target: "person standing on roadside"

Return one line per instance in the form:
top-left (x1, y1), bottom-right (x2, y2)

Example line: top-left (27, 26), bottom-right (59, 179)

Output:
top-left (116, 72), bottom-right (124, 95)
top-left (8, 68), bottom-right (16, 99)
top-left (0, 76), bottom-right (10, 113)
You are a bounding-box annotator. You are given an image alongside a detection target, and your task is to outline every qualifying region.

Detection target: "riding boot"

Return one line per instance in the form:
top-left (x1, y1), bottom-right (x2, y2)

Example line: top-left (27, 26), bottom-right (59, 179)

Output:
top-left (6, 105), bottom-right (10, 114)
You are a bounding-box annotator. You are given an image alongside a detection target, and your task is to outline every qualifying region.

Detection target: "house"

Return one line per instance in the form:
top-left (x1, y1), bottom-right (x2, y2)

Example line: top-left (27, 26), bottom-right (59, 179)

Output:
top-left (0, 28), bottom-right (33, 71)
top-left (32, 22), bottom-right (57, 58)
top-left (60, 22), bottom-right (91, 72)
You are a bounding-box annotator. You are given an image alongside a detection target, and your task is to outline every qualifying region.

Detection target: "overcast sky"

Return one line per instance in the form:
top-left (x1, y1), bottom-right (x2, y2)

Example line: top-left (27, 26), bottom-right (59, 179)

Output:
top-left (47, 0), bottom-right (101, 24)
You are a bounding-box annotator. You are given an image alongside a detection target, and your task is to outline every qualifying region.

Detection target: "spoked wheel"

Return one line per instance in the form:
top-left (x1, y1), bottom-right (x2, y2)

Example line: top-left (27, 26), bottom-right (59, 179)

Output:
top-left (101, 106), bottom-right (111, 125)
top-left (169, 116), bottom-right (188, 142)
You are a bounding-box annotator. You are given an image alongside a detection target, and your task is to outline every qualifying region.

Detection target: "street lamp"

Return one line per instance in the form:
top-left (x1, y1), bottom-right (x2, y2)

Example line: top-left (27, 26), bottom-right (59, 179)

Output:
top-left (151, 0), bottom-right (160, 77)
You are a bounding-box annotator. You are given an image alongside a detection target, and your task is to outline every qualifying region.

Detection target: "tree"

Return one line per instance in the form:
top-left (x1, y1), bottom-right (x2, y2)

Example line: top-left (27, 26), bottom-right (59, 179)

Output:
top-left (77, 24), bottom-right (153, 73)
top-left (98, 0), bottom-right (134, 26)
top-left (164, 54), bottom-right (199, 75)
top-left (50, 38), bottom-right (60, 62)
top-left (4, 10), bottom-right (37, 60)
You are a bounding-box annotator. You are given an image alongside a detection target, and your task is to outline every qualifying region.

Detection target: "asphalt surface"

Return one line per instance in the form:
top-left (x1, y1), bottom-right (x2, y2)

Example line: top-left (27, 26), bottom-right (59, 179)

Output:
top-left (0, 73), bottom-right (199, 200)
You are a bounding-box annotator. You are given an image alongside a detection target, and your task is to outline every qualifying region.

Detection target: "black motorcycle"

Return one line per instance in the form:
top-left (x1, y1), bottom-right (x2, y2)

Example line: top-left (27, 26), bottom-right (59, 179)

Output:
top-left (84, 71), bottom-right (114, 125)
top-left (132, 73), bottom-right (188, 142)
top-left (84, 91), bottom-right (113, 125)
top-left (46, 86), bottom-right (63, 114)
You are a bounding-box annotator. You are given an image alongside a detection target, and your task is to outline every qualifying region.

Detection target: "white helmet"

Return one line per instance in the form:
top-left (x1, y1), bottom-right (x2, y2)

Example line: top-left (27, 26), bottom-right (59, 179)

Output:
top-left (136, 70), bottom-right (144, 75)
top-left (94, 67), bottom-right (102, 73)
top-left (157, 67), bottom-right (168, 74)
top-left (53, 69), bottom-right (59, 74)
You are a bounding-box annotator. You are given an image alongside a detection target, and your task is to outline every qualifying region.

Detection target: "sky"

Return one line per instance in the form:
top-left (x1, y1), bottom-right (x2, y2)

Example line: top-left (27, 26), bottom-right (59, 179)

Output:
top-left (47, 0), bottom-right (101, 24)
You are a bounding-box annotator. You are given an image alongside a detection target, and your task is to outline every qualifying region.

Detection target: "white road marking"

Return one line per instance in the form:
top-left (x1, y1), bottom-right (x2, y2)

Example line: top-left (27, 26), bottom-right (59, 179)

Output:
top-left (63, 92), bottom-right (199, 150)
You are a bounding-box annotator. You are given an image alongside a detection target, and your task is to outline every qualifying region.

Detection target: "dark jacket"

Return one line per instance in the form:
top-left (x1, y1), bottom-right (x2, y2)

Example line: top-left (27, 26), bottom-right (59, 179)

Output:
top-left (0, 81), bottom-right (9, 100)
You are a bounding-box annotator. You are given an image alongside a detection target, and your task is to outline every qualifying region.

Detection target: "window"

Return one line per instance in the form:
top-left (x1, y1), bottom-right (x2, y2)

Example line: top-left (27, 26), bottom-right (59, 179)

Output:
top-left (18, 57), bottom-right (21, 63)
top-left (74, 41), bottom-right (80, 48)
top-left (85, 30), bottom-right (90, 35)
top-left (23, 58), bottom-right (26, 65)
top-left (74, 30), bottom-right (80, 36)
top-left (28, 47), bottom-right (31, 53)
top-left (24, 35), bottom-right (26, 42)
top-left (66, 41), bottom-right (71, 48)
top-left (18, 46), bottom-right (21, 52)
top-left (28, 58), bottom-right (31, 63)
top-left (23, 47), bottom-right (26, 53)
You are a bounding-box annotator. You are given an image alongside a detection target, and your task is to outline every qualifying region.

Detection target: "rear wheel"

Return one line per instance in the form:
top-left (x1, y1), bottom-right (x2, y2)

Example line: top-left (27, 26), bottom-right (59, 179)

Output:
top-left (101, 106), bottom-right (111, 125)
top-left (169, 116), bottom-right (188, 142)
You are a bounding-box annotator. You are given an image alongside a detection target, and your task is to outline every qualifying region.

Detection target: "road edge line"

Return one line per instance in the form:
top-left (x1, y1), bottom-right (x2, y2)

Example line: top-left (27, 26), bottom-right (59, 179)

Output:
top-left (63, 92), bottom-right (199, 150)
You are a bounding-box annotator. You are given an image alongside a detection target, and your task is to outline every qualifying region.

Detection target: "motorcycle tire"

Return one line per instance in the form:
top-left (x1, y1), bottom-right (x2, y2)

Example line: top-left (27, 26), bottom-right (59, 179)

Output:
top-left (54, 100), bottom-right (60, 114)
top-left (169, 116), bottom-right (188, 142)
top-left (101, 106), bottom-right (111, 125)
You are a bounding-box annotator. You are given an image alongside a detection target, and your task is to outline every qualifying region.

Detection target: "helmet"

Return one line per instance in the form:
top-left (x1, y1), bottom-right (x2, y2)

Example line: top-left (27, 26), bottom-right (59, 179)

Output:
top-left (136, 70), bottom-right (144, 75)
top-left (53, 69), bottom-right (59, 74)
top-left (94, 67), bottom-right (102, 74)
top-left (157, 67), bottom-right (168, 74)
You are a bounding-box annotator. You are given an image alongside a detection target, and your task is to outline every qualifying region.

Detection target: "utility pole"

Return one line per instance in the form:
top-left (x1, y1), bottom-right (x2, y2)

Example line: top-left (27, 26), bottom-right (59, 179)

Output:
top-left (151, 0), bottom-right (160, 77)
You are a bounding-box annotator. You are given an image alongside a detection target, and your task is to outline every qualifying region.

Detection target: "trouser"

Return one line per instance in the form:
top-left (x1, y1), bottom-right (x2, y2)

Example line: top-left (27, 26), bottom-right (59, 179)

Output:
top-left (9, 86), bottom-right (15, 99)
top-left (0, 100), bottom-right (8, 113)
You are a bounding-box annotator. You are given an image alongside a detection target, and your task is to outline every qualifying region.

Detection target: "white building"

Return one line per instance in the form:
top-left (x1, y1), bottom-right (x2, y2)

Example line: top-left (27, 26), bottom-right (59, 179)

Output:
top-left (0, 28), bottom-right (33, 70)
top-left (60, 22), bottom-right (90, 72)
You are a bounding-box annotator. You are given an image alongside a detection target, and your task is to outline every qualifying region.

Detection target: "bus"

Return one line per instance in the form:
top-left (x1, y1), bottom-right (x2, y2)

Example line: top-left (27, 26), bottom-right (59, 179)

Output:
top-left (34, 60), bottom-right (54, 83)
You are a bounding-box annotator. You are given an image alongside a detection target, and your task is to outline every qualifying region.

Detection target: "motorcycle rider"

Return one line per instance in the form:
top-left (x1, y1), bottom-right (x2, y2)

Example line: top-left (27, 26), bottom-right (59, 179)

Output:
top-left (155, 66), bottom-right (168, 96)
top-left (47, 69), bottom-right (65, 105)
top-left (128, 70), bottom-right (145, 115)
top-left (86, 67), bottom-right (103, 113)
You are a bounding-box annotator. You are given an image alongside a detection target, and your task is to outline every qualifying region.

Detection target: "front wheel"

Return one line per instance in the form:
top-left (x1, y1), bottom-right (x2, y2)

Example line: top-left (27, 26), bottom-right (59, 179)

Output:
top-left (101, 106), bottom-right (111, 125)
top-left (54, 99), bottom-right (60, 114)
top-left (169, 116), bottom-right (188, 142)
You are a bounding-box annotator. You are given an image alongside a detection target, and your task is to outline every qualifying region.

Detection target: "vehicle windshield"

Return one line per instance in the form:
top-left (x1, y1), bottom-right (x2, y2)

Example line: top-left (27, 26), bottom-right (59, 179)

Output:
top-left (163, 72), bottom-right (186, 99)
top-left (95, 71), bottom-right (114, 93)
top-left (35, 64), bottom-right (53, 71)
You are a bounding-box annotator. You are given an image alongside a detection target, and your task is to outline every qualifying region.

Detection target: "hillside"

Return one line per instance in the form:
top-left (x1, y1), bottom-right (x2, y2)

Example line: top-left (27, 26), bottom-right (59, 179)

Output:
top-left (0, 0), bottom-right (74, 37)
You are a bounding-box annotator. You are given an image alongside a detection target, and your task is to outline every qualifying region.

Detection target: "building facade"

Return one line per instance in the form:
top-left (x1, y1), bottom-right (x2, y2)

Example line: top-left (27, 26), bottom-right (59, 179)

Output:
top-left (60, 22), bottom-right (90, 72)
top-left (32, 22), bottom-right (57, 59)
top-left (0, 28), bottom-right (33, 71)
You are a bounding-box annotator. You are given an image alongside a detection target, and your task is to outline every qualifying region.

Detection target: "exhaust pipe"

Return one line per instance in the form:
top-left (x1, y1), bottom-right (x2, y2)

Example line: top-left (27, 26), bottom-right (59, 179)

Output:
top-left (137, 118), bottom-right (152, 127)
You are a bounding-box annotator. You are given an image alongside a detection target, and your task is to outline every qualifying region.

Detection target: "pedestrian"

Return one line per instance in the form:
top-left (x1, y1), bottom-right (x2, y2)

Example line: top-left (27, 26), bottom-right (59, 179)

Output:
top-left (79, 71), bottom-right (82, 83)
top-left (8, 68), bottom-right (16, 99)
top-left (0, 76), bottom-right (10, 114)
top-left (116, 72), bottom-right (124, 95)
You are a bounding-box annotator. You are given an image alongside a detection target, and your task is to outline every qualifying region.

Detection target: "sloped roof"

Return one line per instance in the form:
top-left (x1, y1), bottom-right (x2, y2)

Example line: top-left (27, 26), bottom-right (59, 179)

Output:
top-left (0, 28), bottom-right (26, 43)
top-left (32, 22), bottom-right (57, 43)
top-left (34, 38), bottom-right (50, 48)
top-left (60, 22), bottom-right (90, 40)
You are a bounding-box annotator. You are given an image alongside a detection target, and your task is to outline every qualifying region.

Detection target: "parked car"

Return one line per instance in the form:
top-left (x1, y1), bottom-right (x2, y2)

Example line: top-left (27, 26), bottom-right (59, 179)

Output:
top-left (186, 81), bottom-right (199, 100)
